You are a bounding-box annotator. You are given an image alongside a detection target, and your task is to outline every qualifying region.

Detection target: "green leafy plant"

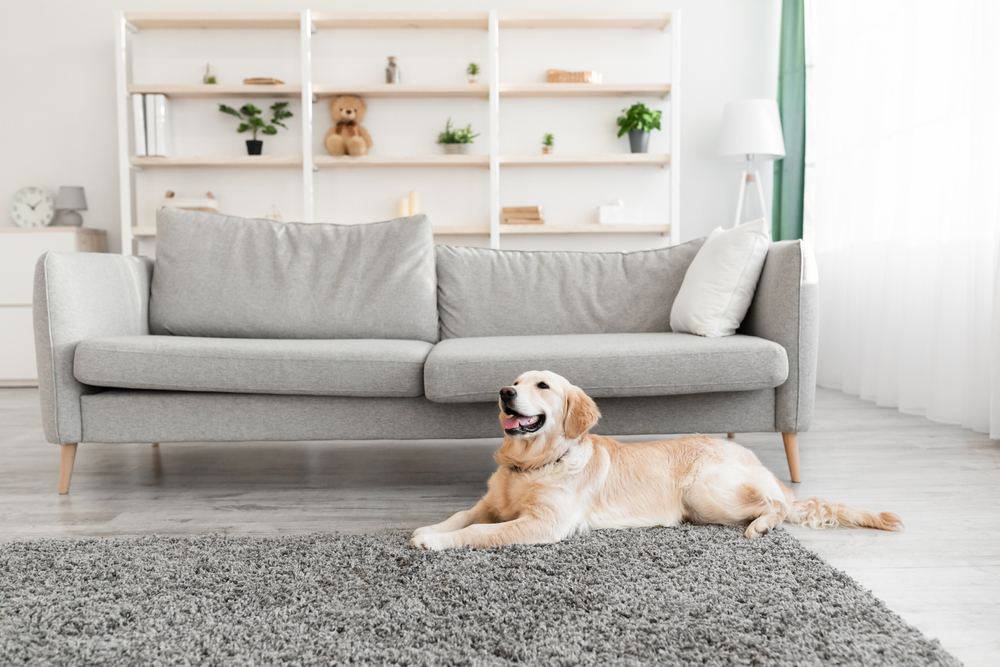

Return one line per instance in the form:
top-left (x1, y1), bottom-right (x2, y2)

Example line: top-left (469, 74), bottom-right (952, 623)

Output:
top-left (218, 102), bottom-right (293, 140)
top-left (616, 102), bottom-right (662, 137)
top-left (542, 133), bottom-right (554, 147)
top-left (467, 62), bottom-right (480, 76)
top-left (437, 118), bottom-right (480, 144)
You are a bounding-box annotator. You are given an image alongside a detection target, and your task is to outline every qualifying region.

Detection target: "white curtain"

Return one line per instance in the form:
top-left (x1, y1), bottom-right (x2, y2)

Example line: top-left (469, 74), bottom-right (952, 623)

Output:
top-left (805, 0), bottom-right (1000, 435)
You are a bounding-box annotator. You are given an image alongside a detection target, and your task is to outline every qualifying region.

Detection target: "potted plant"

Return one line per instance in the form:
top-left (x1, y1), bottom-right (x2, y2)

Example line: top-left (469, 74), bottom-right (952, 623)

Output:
top-left (467, 62), bottom-right (481, 84)
top-left (219, 102), bottom-right (293, 155)
top-left (542, 133), bottom-right (554, 155)
top-left (616, 102), bottom-right (662, 154)
top-left (437, 118), bottom-right (479, 154)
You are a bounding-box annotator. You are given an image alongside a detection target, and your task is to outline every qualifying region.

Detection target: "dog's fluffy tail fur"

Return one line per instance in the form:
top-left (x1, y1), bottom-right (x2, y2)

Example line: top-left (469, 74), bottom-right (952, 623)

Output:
top-left (786, 497), bottom-right (903, 532)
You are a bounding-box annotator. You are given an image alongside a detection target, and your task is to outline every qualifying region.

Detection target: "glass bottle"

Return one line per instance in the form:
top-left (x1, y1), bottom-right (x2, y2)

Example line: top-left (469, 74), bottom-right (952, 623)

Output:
top-left (386, 57), bottom-right (400, 84)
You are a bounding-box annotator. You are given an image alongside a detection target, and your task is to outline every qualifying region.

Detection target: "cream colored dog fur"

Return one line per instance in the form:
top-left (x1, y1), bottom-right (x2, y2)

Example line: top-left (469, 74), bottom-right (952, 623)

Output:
top-left (411, 370), bottom-right (902, 551)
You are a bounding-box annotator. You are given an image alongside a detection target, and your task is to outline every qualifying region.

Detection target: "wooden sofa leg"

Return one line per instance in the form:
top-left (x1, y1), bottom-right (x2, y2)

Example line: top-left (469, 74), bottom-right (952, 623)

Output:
top-left (59, 443), bottom-right (78, 495)
top-left (782, 433), bottom-right (801, 483)
top-left (726, 433), bottom-right (735, 439)
top-left (151, 442), bottom-right (159, 447)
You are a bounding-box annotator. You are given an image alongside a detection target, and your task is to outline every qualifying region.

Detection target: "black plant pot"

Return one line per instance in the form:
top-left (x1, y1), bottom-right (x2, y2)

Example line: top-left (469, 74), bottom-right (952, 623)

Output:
top-left (628, 130), bottom-right (650, 154)
top-left (246, 140), bottom-right (263, 155)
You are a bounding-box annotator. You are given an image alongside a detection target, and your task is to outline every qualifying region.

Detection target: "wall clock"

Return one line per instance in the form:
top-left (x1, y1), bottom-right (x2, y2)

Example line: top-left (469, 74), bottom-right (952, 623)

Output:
top-left (10, 187), bottom-right (55, 228)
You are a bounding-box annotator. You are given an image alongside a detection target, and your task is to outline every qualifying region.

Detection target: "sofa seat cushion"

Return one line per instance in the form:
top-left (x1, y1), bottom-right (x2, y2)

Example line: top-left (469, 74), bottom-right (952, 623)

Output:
top-left (74, 336), bottom-right (433, 398)
top-left (424, 332), bottom-right (788, 403)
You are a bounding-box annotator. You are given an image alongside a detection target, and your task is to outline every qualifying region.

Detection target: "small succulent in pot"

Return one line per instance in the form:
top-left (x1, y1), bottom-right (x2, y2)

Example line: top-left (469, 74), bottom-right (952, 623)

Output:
top-left (437, 118), bottom-right (480, 154)
top-left (542, 133), bottom-right (554, 155)
top-left (616, 102), bottom-right (662, 154)
top-left (467, 62), bottom-right (480, 84)
top-left (219, 102), bottom-right (293, 155)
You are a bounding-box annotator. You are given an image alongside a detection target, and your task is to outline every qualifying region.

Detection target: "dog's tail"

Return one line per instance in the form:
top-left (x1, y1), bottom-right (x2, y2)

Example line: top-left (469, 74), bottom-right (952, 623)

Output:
top-left (786, 497), bottom-right (903, 532)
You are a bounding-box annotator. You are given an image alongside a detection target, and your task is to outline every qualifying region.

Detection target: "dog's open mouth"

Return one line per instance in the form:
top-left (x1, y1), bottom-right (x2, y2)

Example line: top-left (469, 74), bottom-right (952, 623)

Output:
top-left (501, 409), bottom-right (546, 435)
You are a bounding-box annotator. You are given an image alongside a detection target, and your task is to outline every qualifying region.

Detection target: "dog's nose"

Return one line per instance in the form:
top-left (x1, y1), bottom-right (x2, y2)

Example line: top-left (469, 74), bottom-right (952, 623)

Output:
top-left (500, 386), bottom-right (517, 400)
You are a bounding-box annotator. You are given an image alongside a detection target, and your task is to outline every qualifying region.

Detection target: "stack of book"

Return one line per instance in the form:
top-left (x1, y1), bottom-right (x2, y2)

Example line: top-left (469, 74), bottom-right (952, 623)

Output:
top-left (131, 93), bottom-right (171, 157)
top-left (502, 206), bottom-right (545, 224)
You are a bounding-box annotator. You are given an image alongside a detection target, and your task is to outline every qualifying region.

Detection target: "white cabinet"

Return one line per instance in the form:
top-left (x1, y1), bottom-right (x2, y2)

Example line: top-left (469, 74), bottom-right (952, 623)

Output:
top-left (0, 228), bottom-right (107, 386)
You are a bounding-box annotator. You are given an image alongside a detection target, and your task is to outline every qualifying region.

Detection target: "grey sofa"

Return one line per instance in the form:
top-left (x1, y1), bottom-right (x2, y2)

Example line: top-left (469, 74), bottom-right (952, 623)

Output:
top-left (34, 209), bottom-right (818, 494)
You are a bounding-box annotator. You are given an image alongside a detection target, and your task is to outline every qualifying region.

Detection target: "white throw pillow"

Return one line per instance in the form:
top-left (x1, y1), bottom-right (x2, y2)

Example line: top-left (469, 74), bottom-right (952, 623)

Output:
top-left (670, 217), bottom-right (771, 337)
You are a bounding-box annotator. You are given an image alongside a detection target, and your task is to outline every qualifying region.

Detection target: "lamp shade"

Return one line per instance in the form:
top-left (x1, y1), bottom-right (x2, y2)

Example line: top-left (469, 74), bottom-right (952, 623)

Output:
top-left (716, 99), bottom-right (786, 161)
top-left (55, 186), bottom-right (87, 211)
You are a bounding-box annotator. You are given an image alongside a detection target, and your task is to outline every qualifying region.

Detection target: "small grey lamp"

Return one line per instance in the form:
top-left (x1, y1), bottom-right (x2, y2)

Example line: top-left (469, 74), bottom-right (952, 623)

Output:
top-left (53, 186), bottom-right (87, 227)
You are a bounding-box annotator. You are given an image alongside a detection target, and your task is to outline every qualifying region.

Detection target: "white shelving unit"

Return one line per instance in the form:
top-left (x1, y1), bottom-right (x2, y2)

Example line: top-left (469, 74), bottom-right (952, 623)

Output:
top-left (115, 10), bottom-right (679, 254)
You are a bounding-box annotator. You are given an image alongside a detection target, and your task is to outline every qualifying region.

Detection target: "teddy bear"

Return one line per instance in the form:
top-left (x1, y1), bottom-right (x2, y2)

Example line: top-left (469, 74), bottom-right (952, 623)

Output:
top-left (324, 95), bottom-right (372, 157)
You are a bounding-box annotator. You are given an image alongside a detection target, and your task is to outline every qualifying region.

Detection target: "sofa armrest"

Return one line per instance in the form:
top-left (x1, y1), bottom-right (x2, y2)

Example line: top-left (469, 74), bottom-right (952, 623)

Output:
top-left (738, 240), bottom-right (819, 433)
top-left (33, 252), bottom-right (153, 445)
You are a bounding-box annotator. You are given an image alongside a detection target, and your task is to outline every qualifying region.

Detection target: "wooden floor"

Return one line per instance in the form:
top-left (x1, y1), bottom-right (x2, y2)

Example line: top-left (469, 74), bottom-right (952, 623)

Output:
top-left (1, 387), bottom-right (997, 665)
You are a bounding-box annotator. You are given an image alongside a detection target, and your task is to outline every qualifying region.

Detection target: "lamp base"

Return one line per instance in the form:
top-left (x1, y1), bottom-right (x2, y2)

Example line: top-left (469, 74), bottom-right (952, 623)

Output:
top-left (52, 210), bottom-right (83, 227)
top-left (732, 157), bottom-right (769, 228)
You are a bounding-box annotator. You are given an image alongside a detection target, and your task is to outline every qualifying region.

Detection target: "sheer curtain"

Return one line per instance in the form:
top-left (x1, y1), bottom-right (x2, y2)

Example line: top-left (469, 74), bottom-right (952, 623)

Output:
top-left (805, 0), bottom-right (1000, 435)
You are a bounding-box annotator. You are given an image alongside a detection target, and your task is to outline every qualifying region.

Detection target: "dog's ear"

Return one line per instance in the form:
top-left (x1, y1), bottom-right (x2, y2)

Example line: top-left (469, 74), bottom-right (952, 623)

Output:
top-left (563, 385), bottom-right (600, 440)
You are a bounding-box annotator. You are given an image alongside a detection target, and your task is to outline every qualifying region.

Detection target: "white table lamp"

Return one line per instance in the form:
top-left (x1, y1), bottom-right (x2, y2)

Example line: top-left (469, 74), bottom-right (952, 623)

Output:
top-left (717, 99), bottom-right (786, 228)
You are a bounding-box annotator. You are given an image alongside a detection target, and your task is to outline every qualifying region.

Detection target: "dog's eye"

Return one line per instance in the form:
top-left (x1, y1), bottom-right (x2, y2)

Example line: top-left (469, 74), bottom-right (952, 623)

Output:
top-left (537, 382), bottom-right (549, 389)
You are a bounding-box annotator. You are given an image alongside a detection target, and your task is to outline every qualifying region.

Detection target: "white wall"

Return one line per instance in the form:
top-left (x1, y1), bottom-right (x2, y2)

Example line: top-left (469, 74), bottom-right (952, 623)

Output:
top-left (0, 0), bottom-right (780, 253)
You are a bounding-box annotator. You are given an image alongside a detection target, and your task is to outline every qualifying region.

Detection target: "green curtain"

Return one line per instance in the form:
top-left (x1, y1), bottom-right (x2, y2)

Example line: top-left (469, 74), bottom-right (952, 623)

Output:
top-left (773, 0), bottom-right (806, 241)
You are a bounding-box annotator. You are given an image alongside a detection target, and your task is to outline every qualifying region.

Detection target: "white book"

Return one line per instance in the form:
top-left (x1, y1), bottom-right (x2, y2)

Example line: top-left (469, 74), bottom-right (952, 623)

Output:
top-left (154, 94), bottom-right (171, 157)
top-left (131, 94), bottom-right (146, 156)
top-left (144, 94), bottom-right (158, 156)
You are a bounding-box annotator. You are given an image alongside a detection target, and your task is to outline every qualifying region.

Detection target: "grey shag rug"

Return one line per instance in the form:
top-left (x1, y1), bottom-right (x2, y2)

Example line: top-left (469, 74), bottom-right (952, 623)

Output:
top-left (0, 526), bottom-right (959, 666)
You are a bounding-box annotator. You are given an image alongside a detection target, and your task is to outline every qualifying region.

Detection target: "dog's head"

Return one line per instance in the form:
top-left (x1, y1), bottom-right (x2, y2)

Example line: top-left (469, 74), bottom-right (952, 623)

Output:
top-left (497, 371), bottom-right (600, 442)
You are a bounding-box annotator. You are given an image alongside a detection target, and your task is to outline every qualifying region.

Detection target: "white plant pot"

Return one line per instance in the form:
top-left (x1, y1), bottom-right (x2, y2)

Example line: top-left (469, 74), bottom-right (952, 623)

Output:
top-left (468, 75), bottom-right (479, 84)
top-left (441, 144), bottom-right (469, 155)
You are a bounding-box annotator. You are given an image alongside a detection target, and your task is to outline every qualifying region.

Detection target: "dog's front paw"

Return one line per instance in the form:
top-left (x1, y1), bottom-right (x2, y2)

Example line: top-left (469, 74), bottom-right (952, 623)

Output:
top-left (744, 517), bottom-right (773, 539)
top-left (410, 532), bottom-right (455, 551)
top-left (410, 524), bottom-right (437, 540)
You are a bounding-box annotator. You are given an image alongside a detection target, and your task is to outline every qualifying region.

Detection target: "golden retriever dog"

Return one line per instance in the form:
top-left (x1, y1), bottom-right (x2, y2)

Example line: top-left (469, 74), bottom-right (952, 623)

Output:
top-left (411, 370), bottom-right (902, 551)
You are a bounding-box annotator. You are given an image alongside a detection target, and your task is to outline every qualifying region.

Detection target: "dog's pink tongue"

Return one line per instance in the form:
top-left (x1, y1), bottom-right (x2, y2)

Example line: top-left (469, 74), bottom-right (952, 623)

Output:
top-left (502, 414), bottom-right (538, 429)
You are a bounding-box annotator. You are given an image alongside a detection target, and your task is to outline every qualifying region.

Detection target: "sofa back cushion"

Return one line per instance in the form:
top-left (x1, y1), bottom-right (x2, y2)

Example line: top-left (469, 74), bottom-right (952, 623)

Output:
top-left (436, 239), bottom-right (705, 339)
top-left (150, 208), bottom-right (438, 342)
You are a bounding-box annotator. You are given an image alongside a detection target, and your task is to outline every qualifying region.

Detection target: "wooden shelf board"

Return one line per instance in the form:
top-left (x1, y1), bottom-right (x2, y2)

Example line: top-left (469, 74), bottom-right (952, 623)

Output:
top-left (127, 82), bottom-right (666, 100)
top-left (134, 224), bottom-right (494, 237)
top-left (0, 227), bottom-right (106, 235)
top-left (433, 225), bottom-right (491, 235)
top-left (125, 12), bottom-right (670, 31)
top-left (313, 84), bottom-right (488, 99)
top-left (499, 83), bottom-right (670, 98)
top-left (128, 84), bottom-right (302, 99)
top-left (130, 155), bottom-right (665, 169)
top-left (125, 13), bottom-right (301, 30)
top-left (498, 13), bottom-right (671, 30)
top-left (312, 12), bottom-right (489, 30)
top-left (314, 155), bottom-right (489, 169)
top-left (132, 224), bottom-right (668, 237)
top-left (501, 154), bottom-right (669, 167)
top-left (500, 224), bottom-right (671, 235)
top-left (130, 156), bottom-right (303, 168)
